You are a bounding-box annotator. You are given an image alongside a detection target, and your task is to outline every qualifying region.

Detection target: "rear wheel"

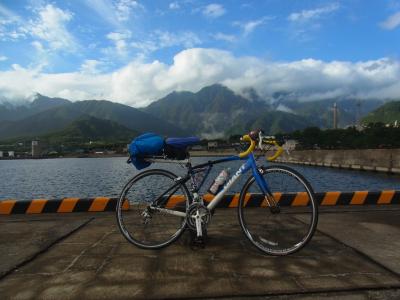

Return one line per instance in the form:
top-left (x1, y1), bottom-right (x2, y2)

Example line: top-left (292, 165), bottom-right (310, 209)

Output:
top-left (116, 169), bottom-right (190, 249)
top-left (238, 165), bottom-right (318, 255)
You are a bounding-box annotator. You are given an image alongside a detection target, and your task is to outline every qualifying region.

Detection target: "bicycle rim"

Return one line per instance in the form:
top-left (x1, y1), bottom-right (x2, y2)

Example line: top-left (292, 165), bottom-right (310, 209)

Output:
top-left (116, 169), bottom-right (190, 249)
top-left (238, 165), bottom-right (318, 255)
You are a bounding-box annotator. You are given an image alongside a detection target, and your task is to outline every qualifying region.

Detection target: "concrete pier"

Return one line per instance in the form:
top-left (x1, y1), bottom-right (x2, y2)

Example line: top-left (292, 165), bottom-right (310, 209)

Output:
top-left (276, 148), bottom-right (400, 174)
top-left (1, 206), bottom-right (400, 299)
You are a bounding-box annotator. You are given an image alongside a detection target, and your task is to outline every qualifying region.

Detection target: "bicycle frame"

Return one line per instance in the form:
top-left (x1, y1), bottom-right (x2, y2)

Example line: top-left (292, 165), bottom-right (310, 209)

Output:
top-left (151, 153), bottom-right (272, 216)
top-left (197, 153), bottom-right (271, 211)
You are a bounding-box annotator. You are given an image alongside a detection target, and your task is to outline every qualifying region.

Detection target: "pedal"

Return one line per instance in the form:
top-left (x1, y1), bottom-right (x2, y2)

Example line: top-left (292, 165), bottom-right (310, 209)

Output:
top-left (189, 228), bottom-right (207, 248)
top-left (269, 206), bottom-right (281, 214)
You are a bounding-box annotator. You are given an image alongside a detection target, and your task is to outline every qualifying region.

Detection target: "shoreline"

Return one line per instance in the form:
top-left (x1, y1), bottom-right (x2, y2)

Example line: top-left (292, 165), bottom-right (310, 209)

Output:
top-left (0, 150), bottom-right (240, 160)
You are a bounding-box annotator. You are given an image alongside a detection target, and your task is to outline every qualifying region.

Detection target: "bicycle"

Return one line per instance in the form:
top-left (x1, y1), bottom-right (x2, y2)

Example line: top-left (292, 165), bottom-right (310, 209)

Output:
top-left (116, 130), bottom-right (318, 256)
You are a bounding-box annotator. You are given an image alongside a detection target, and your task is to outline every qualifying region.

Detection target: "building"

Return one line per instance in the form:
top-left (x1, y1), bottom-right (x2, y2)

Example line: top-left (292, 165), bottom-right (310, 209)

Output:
top-left (284, 139), bottom-right (298, 151)
top-left (207, 141), bottom-right (218, 150)
top-left (32, 140), bottom-right (41, 157)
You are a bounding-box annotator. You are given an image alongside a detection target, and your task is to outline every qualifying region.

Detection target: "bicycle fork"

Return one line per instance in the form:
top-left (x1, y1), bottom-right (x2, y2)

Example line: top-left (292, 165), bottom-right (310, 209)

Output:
top-left (255, 167), bottom-right (281, 214)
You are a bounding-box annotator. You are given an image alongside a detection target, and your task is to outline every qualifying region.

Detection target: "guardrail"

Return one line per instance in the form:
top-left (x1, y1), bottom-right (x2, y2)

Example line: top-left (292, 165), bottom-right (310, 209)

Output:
top-left (0, 190), bottom-right (399, 215)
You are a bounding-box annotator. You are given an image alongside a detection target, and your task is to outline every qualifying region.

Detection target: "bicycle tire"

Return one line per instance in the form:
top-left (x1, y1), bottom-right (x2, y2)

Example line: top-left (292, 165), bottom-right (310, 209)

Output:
top-left (116, 169), bottom-right (191, 249)
top-left (238, 165), bottom-right (318, 256)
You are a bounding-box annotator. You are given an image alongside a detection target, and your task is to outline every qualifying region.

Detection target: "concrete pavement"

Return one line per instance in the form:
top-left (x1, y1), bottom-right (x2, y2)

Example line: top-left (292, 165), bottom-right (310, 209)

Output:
top-left (0, 207), bottom-right (400, 299)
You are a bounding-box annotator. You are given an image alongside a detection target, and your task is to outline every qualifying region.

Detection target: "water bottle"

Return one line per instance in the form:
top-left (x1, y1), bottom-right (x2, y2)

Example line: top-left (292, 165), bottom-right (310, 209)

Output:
top-left (208, 169), bottom-right (230, 195)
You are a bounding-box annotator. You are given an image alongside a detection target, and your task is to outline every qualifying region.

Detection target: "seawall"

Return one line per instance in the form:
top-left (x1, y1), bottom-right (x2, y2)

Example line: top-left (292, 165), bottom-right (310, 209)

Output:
top-left (276, 148), bottom-right (400, 174)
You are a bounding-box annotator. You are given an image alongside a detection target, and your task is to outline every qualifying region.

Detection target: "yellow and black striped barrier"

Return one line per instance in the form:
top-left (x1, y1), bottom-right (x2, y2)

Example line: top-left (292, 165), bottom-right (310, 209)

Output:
top-left (0, 197), bottom-right (129, 215)
top-left (0, 190), bottom-right (399, 214)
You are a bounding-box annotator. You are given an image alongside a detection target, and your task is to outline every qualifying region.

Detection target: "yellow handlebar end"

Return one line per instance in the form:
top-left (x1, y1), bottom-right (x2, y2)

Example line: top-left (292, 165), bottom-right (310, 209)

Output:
top-left (267, 143), bottom-right (284, 161)
top-left (239, 135), bottom-right (256, 158)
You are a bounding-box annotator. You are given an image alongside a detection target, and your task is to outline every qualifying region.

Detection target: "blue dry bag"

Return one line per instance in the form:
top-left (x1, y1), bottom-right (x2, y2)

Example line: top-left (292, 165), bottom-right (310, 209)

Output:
top-left (128, 133), bottom-right (164, 170)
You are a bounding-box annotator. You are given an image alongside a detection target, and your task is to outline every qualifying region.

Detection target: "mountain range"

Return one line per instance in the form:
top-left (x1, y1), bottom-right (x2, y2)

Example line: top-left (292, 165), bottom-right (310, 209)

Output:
top-left (0, 84), bottom-right (391, 144)
top-left (361, 101), bottom-right (400, 125)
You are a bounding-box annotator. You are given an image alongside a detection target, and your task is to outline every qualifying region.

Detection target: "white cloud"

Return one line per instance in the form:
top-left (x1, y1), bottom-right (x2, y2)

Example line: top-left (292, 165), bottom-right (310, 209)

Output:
top-left (212, 32), bottom-right (236, 42)
top-left (31, 41), bottom-right (45, 53)
top-left (106, 31), bottom-right (132, 57)
top-left (80, 60), bottom-right (103, 74)
top-left (0, 55), bottom-right (7, 61)
top-left (0, 4), bottom-right (26, 41)
top-left (169, 2), bottom-right (180, 10)
top-left (115, 0), bottom-right (143, 21)
top-left (156, 30), bottom-right (201, 48)
top-left (0, 3), bottom-right (22, 22)
top-left (234, 17), bottom-right (270, 36)
top-left (380, 11), bottom-right (400, 30)
top-left (84, 0), bottom-right (143, 26)
top-left (28, 4), bottom-right (77, 52)
top-left (288, 3), bottom-right (340, 22)
top-left (203, 4), bottom-right (225, 18)
top-left (131, 30), bottom-right (202, 54)
top-left (0, 48), bottom-right (400, 107)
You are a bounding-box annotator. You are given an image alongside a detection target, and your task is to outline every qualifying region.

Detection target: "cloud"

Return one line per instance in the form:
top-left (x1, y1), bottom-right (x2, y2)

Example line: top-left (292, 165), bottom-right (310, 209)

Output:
top-left (288, 3), bottom-right (340, 22)
top-left (0, 3), bottom-right (22, 22)
top-left (212, 32), bottom-right (236, 42)
top-left (203, 4), bottom-right (225, 18)
top-left (106, 31), bottom-right (132, 57)
top-left (28, 4), bottom-right (77, 52)
top-left (80, 59), bottom-right (103, 74)
top-left (169, 2), bottom-right (180, 10)
top-left (131, 30), bottom-right (202, 54)
top-left (0, 48), bottom-right (399, 107)
top-left (380, 11), bottom-right (400, 30)
top-left (115, 0), bottom-right (143, 21)
top-left (84, 0), bottom-right (143, 27)
top-left (0, 55), bottom-right (8, 61)
top-left (234, 17), bottom-right (271, 36)
top-left (0, 3), bottom-right (26, 41)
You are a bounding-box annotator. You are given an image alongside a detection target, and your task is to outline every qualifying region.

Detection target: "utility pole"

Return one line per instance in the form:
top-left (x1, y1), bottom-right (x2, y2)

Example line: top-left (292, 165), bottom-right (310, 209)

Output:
top-left (356, 100), bottom-right (361, 125)
top-left (333, 102), bottom-right (338, 129)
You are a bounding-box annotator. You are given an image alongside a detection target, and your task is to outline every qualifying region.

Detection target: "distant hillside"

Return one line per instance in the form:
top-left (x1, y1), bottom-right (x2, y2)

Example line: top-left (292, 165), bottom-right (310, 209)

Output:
top-left (0, 85), bottom-right (389, 142)
top-left (0, 97), bottom-right (187, 141)
top-left (145, 84), bottom-right (313, 136)
top-left (42, 116), bottom-right (138, 144)
top-left (145, 84), bottom-right (269, 137)
top-left (0, 94), bottom-right (70, 122)
top-left (71, 100), bottom-right (187, 136)
top-left (361, 101), bottom-right (400, 124)
top-left (281, 98), bottom-right (383, 128)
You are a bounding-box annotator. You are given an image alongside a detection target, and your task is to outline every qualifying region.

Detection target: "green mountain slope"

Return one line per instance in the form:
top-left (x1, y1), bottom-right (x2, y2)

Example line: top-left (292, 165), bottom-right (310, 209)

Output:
top-left (0, 98), bottom-right (188, 141)
top-left (145, 84), bottom-right (273, 136)
top-left (42, 116), bottom-right (138, 144)
top-left (282, 98), bottom-right (383, 128)
top-left (361, 101), bottom-right (400, 124)
top-left (226, 109), bottom-right (314, 135)
top-left (0, 104), bottom-right (83, 140)
top-left (0, 94), bottom-right (70, 122)
top-left (145, 84), bottom-right (313, 136)
top-left (72, 100), bottom-right (187, 136)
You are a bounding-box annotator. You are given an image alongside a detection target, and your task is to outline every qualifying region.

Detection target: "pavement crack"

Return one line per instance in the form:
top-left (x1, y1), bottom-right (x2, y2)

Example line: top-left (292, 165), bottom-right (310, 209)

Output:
top-left (63, 228), bottom-right (115, 273)
top-left (0, 217), bottom-right (94, 281)
top-left (95, 244), bottom-right (117, 274)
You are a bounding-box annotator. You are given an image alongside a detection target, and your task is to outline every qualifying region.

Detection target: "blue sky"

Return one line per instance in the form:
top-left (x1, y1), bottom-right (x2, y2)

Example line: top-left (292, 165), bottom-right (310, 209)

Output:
top-left (0, 0), bottom-right (400, 106)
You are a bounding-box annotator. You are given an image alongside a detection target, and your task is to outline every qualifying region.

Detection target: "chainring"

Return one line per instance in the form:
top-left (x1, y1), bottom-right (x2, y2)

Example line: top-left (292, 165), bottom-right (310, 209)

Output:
top-left (186, 203), bottom-right (211, 231)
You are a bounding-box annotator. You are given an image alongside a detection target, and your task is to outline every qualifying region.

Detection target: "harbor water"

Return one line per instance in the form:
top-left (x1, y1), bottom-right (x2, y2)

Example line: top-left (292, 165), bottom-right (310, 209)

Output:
top-left (1, 157), bottom-right (400, 201)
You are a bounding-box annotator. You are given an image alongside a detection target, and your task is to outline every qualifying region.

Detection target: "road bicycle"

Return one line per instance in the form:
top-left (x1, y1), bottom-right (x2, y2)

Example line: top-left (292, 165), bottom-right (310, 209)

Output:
top-left (116, 130), bottom-right (318, 255)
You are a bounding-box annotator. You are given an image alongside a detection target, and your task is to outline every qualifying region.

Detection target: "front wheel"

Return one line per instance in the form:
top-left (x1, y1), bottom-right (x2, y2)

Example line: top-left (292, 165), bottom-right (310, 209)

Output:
top-left (238, 165), bottom-right (318, 255)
